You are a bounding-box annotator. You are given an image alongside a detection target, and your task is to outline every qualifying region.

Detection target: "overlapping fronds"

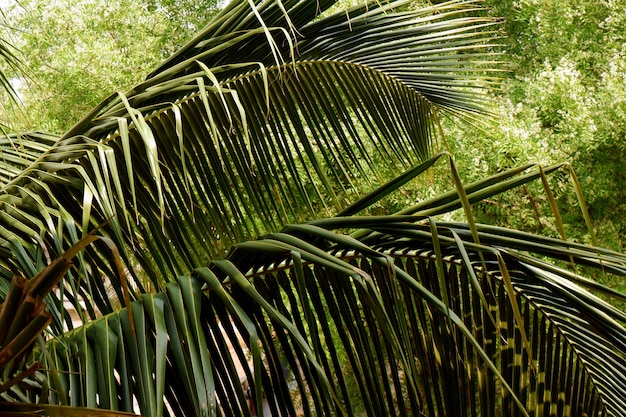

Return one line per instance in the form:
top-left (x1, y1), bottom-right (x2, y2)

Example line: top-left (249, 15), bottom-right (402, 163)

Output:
top-left (2, 154), bottom-right (624, 417)
top-left (0, 234), bottom-right (128, 402)
top-left (3, 0), bottom-right (623, 416)
top-left (0, 0), bottom-right (504, 319)
top-left (3, 211), bottom-right (624, 416)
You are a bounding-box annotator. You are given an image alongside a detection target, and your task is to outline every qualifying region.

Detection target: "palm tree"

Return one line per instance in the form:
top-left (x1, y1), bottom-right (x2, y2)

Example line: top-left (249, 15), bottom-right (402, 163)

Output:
top-left (0, 0), bottom-right (624, 416)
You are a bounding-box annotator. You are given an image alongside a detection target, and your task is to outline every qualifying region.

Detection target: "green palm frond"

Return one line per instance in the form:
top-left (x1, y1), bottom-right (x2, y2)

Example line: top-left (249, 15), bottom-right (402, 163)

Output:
top-left (4, 213), bottom-right (624, 416)
top-left (0, 0), bottom-right (503, 310)
top-left (0, 132), bottom-right (58, 187)
top-left (3, 0), bottom-right (623, 416)
top-left (3, 152), bottom-right (624, 416)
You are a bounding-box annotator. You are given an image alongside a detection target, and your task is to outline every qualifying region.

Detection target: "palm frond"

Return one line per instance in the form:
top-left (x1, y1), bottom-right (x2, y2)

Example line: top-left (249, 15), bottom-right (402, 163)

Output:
top-left (0, 132), bottom-right (58, 187)
top-left (5, 214), bottom-right (624, 416)
top-left (4, 1), bottom-right (620, 416)
top-left (0, 0), bottom-right (503, 315)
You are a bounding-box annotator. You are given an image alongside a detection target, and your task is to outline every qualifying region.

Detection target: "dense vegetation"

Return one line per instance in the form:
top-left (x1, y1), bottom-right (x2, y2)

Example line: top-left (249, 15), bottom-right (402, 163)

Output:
top-left (0, 0), bottom-right (219, 132)
top-left (0, 0), bottom-right (624, 416)
top-left (449, 0), bottom-right (625, 257)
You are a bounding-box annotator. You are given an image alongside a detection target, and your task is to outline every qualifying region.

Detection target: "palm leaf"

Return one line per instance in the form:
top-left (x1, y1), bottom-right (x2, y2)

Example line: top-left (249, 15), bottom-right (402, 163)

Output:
top-left (4, 214), bottom-right (623, 416)
top-left (0, 0), bottom-right (503, 322)
top-left (2, 135), bottom-right (624, 416)
top-left (3, 0), bottom-right (622, 416)
top-left (0, 132), bottom-right (58, 187)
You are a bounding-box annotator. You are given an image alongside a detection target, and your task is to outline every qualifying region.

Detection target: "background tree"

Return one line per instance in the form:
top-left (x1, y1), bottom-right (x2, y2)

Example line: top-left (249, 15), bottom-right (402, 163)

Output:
top-left (0, 0), bottom-right (219, 133)
top-left (433, 0), bottom-right (626, 261)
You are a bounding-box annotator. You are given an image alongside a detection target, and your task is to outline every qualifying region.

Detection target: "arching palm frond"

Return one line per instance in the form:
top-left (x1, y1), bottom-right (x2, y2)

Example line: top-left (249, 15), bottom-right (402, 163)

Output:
top-left (0, 0), bottom-right (503, 323)
top-left (4, 208), bottom-right (624, 416)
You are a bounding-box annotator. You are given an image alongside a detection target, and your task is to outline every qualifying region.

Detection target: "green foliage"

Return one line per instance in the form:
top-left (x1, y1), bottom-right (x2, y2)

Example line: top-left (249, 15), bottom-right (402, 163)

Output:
top-left (0, 0), bottom-right (504, 290)
top-left (0, 12), bottom-right (23, 120)
top-left (4, 184), bottom-right (626, 416)
top-left (430, 0), bottom-right (626, 254)
top-left (1, 0), bottom-right (219, 133)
